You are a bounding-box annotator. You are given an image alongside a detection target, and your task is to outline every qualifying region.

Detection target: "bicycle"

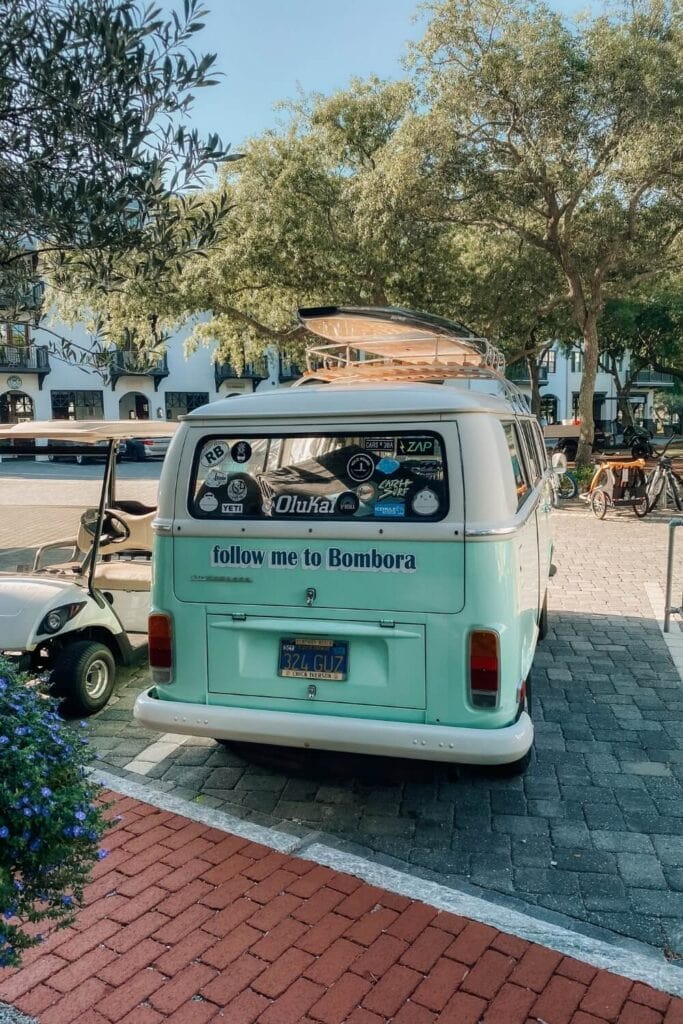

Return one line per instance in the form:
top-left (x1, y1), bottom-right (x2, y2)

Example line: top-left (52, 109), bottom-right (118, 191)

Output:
top-left (633, 435), bottom-right (683, 517)
top-left (550, 451), bottom-right (578, 503)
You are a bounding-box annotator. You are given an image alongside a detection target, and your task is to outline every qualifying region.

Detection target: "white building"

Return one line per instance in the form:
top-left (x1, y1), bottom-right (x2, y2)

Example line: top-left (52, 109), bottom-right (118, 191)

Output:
top-left (0, 318), bottom-right (674, 434)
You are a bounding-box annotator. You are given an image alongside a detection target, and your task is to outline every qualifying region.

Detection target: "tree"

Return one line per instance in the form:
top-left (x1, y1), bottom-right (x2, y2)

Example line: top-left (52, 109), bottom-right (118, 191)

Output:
top-left (0, 0), bottom-right (236, 316)
top-left (391, 0), bottom-right (683, 464)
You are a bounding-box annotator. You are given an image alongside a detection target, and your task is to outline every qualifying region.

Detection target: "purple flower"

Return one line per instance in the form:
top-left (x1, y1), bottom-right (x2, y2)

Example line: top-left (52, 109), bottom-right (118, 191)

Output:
top-left (0, 827), bottom-right (9, 839)
top-left (97, 848), bottom-right (109, 860)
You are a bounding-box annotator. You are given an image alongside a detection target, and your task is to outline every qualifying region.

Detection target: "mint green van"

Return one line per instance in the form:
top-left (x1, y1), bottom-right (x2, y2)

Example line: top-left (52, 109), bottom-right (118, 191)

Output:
top-left (134, 307), bottom-right (552, 774)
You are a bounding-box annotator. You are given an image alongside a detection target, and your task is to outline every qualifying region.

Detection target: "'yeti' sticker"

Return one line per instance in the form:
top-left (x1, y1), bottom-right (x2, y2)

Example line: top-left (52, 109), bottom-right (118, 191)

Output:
top-left (200, 442), bottom-right (228, 468)
top-left (221, 503), bottom-right (243, 514)
top-left (412, 487), bottom-right (440, 516)
top-left (199, 492), bottom-right (219, 512)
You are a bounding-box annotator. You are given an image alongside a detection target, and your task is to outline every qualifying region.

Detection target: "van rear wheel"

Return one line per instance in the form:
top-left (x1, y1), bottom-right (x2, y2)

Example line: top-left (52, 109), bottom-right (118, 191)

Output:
top-left (51, 641), bottom-right (116, 716)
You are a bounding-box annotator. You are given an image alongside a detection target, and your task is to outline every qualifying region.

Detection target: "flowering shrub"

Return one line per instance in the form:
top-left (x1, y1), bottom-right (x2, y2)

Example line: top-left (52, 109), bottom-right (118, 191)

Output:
top-left (0, 658), bottom-right (109, 967)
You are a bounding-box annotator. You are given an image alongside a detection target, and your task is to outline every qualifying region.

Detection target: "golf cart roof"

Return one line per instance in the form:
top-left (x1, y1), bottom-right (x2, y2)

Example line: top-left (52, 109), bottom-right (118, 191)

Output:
top-left (0, 420), bottom-right (177, 443)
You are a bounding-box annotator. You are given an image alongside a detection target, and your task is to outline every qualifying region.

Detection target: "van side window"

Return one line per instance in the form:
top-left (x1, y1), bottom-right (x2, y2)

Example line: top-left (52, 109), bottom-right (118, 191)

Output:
top-left (532, 421), bottom-right (548, 471)
top-left (503, 423), bottom-right (530, 507)
top-left (189, 432), bottom-right (449, 522)
top-left (520, 421), bottom-right (542, 484)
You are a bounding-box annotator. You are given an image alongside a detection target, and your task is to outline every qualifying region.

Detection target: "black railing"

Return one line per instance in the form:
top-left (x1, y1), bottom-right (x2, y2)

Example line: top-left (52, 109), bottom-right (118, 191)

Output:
top-left (0, 344), bottom-right (50, 388)
top-left (627, 368), bottom-right (675, 386)
top-left (214, 359), bottom-right (268, 389)
top-left (109, 350), bottom-right (169, 391)
top-left (506, 362), bottom-right (548, 385)
top-left (279, 356), bottom-right (302, 383)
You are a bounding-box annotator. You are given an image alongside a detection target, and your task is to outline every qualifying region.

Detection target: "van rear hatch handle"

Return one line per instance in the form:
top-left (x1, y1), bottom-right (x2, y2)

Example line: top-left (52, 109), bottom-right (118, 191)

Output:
top-left (211, 619), bottom-right (419, 640)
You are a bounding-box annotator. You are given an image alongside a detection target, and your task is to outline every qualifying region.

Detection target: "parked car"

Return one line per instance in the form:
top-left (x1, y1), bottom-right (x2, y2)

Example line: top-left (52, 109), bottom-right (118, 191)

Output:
top-left (124, 436), bottom-right (172, 461)
top-left (48, 439), bottom-right (125, 464)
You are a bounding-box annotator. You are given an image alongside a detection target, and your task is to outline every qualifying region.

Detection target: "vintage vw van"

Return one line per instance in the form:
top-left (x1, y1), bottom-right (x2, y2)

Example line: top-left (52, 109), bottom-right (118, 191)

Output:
top-left (134, 307), bottom-right (553, 773)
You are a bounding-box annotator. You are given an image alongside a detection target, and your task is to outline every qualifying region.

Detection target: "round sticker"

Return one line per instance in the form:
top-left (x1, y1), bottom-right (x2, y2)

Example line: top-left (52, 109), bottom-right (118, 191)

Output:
top-left (200, 442), bottom-right (228, 469)
top-left (411, 487), bottom-right (440, 516)
top-left (336, 491), bottom-right (359, 516)
top-left (231, 441), bottom-right (252, 464)
top-left (347, 453), bottom-right (374, 483)
top-left (205, 467), bottom-right (228, 488)
top-left (198, 492), bottom-right (219, 513)
top-left (227, 478), bottom-right (249, 502)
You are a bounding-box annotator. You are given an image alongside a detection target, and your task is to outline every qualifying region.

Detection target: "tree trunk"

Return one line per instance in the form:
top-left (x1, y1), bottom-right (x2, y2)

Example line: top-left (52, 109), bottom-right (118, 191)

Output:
top-left (611, 357), bottom-right (634, 430)
top-left (527, 354), bottom-right (541, 416)
top-left (575, 313), bottom-right (599, 468)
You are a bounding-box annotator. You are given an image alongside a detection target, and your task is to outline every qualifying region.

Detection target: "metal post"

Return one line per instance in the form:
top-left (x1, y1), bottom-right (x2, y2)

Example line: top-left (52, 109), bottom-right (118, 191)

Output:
top-left (664, 518), bottom-right (683, 632)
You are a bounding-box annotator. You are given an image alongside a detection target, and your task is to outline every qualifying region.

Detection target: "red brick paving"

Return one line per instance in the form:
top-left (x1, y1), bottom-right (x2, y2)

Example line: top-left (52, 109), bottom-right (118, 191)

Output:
top-left (0, 791), bottom-right (681, 1023)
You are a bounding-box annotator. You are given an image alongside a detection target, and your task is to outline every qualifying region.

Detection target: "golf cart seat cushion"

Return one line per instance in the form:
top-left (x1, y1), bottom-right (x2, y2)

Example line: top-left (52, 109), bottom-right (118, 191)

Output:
top-left (93, 560), bottom-right (152, 592)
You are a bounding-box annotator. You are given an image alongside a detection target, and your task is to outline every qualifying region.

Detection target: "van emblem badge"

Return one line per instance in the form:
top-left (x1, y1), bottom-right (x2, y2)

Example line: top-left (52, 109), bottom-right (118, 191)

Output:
top-left (347, 453), bottom-right (374, 482)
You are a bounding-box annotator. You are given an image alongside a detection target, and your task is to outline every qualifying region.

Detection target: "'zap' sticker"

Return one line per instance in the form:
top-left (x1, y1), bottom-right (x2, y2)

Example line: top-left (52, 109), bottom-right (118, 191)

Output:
top-left (376, 457), bottom-right (400, 475)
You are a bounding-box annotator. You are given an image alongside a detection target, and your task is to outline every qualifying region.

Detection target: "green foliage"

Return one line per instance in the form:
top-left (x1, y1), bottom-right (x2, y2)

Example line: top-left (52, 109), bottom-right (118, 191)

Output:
top-left (0, 658), bottom-right (109, 967)
top-left (0, 0), bottom-right (236, 314)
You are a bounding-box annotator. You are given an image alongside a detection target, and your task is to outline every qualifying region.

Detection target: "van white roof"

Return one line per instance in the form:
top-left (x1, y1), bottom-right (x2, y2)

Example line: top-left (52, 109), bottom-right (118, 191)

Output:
top-left (186, 382), bottom-right (517, 422)
top-left (0, 420), bottom-right (178, 442)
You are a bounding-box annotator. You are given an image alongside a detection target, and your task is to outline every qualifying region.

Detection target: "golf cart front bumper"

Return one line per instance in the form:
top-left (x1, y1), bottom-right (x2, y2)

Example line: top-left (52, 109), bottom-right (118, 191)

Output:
top-left (134, 688), bottom-right (533, 765)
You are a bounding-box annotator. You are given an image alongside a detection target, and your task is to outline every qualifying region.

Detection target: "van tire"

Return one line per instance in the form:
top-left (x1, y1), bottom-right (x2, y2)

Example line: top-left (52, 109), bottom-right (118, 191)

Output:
top-left (538, 593), bottom-right (548, 641)
top-left (51, 641), bottom-right (116, 717)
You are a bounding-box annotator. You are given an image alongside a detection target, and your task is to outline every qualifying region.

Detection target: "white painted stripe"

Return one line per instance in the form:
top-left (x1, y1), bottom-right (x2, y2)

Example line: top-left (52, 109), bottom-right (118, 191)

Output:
top-left (91, 767), bottom-right (683, 998)
top-left (645, 581), bottom-right (683, 682)
top-left (123, 733), bottom-right (190, 775)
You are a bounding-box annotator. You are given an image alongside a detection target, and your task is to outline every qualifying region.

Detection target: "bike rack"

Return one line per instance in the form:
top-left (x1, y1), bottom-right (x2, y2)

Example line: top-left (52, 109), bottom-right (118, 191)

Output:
top-left (664, 518), bottom-right (683, 632)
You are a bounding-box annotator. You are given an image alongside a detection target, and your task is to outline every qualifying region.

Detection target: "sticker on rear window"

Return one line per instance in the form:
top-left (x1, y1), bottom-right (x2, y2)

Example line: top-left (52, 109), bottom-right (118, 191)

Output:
top-left (200, 442), bottom-right (228, 468)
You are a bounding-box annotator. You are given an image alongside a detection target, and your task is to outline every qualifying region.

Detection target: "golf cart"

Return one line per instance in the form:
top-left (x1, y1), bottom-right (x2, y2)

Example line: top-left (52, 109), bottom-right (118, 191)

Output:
top-left (0, 420), bottom-right (177, 715)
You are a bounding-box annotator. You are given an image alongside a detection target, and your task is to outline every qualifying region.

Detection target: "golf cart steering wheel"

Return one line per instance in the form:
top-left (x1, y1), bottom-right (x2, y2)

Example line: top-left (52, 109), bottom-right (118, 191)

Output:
top-left (100, 509), bottom-right (130, 544)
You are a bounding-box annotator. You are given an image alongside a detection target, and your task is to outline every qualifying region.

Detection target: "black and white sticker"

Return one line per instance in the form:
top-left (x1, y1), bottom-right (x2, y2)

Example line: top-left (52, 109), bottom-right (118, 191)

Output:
top-left (231, 441), bottom-right (252, 464)
top-left (336, 491), bottom-right (360, 515)
top-left (274, 494), bottom-right (335, 515)
top-left (205, 467), bottom-right (228, 488)
top-left (198, 492), bottom-right (219, 512)
top-left (377, 477), bottom-right (411, 500)
top-left (200, 442), bottom-right (229, 468)
top-left (226, 478), bottom-right (249, 502)
top-left (221, 503), bottom-right (243, 514)
top-left (347, 453), bottom-right (374, 482)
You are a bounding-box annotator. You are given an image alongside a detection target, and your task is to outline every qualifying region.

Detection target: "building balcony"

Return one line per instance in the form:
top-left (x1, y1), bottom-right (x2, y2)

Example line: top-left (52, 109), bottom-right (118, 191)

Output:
top-left (506, 361), bottom-right (548, 385)
top-left (0, 344), bottom-right (51, 389)
top-left (279, 356), bottom-right (302, 383)
top-left (627, 368), bottom-right (675, 387)
top-left (214, 357), bottom-right (268, 390)
top-left (109, 350), bottom-right (169, 391)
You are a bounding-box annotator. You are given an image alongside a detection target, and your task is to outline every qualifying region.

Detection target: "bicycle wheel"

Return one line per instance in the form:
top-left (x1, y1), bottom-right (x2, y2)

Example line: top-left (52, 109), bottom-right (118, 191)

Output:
top-left (633, 492), bottom-right (650, 517)
top-left (647, 472), bottom-right (665, 511)
top-left (591, 490), bottom-right (608, 519)
top-left (667, 473), bottom-right (683, 511)
top-left (557, 472), bottom-right (577, 499)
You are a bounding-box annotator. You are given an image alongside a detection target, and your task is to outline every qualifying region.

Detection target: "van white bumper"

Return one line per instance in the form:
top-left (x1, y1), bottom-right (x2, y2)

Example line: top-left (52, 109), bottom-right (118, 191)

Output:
top-left (134, 689), bottom-right (533, 765)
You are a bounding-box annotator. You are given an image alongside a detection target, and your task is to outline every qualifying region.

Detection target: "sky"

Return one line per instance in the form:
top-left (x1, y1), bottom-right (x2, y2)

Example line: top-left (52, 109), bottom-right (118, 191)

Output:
top-left (170, 0), bottom-right (594, 151)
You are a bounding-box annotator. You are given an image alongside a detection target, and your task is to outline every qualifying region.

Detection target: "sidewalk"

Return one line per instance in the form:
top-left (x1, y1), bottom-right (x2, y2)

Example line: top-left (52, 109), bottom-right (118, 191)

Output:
top-left (1, 791), bottom-right (682, 1024)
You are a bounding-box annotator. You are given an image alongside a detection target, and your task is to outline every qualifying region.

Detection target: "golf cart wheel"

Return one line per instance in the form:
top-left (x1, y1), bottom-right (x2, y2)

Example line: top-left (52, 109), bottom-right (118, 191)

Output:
top-left (51, 641), bottom-right (115, 716)
top-left (591, 490), bottom-right (608, 519)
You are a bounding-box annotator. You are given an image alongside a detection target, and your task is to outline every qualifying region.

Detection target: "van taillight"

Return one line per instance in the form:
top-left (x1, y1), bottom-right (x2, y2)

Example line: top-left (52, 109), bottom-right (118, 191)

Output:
top-left (149, 612), bottom-right (173, 684)
top-left (469, 630), bottom-right (499, 709)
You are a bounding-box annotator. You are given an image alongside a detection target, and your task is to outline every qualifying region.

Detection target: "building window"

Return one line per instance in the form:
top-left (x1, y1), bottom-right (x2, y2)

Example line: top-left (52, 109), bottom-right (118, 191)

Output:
top-left (539, 395), bottom-right (558, 425)
top-left (50, 390), bottom-right (104, 420)
top-left (570, 349), bottom-right (583, 373)
top-left (165, 391), bottom-right (209, 420)
top-left (540, 350), bottom-right (556, 373)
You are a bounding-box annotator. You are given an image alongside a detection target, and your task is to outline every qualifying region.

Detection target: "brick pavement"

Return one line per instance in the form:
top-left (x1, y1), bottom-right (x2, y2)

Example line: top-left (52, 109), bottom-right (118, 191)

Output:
top-left (1, 791), bottom-right (682, 1024)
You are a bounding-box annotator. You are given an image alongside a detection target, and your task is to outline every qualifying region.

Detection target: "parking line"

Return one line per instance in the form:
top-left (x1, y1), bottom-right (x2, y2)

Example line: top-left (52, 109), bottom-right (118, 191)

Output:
top-left (123, 733), bottom-right (190, 774)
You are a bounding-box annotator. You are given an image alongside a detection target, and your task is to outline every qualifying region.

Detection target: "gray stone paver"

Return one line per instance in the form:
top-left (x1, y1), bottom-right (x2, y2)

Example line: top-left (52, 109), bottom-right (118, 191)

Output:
top-left (3, 464), bottom-right (683, 954)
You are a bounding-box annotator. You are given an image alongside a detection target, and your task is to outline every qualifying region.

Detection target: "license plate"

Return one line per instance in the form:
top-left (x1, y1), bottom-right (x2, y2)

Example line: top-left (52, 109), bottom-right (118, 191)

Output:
top-left (278, 637), bottom-right (348, 681)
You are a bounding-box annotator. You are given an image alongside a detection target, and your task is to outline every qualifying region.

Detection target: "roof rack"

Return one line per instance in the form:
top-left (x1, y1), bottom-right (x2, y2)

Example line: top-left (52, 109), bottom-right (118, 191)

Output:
top-left (294, 305), bottom-right (529, 414)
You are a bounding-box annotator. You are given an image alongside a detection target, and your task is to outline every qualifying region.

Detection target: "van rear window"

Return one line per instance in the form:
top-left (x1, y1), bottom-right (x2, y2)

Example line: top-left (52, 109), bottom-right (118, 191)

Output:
top-left (190, 432), bottom-right (448, 521)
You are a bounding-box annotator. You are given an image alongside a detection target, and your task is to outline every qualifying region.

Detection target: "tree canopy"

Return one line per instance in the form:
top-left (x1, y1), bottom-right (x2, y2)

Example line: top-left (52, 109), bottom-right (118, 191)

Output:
top-left (0, 0), bottom-right (235, 315)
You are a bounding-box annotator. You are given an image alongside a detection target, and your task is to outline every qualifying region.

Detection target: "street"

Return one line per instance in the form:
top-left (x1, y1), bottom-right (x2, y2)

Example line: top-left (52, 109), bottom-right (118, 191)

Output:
top-left (1, 460), bottom-right (683, 961)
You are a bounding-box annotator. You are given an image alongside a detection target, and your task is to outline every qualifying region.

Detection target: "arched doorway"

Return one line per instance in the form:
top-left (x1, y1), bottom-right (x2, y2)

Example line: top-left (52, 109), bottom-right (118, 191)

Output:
top-left (119, 391), bottom-right (150, 420)
top-left (0, 390), bottom-right (34, 424)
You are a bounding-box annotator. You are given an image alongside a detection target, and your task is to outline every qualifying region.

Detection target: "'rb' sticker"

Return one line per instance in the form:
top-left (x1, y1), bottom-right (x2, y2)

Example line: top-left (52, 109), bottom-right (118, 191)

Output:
top-left (200, 442), bottom-right (228, 468)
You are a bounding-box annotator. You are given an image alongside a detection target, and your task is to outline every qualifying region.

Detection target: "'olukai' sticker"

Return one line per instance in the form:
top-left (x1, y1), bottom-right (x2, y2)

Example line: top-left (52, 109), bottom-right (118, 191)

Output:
top-left (412, 487), bottom-right (440, 516)
top-left (347, 453), bottom-right (374, 482)
top-left (200, 442), bottom-right (228, 468)
top-left (199, 492), bottom-right (219, 512)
